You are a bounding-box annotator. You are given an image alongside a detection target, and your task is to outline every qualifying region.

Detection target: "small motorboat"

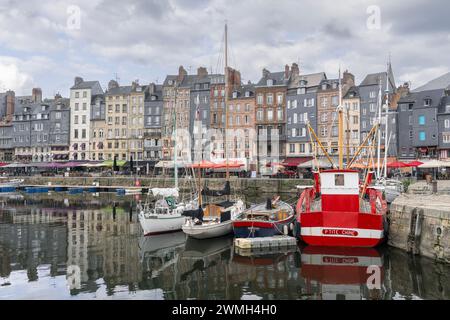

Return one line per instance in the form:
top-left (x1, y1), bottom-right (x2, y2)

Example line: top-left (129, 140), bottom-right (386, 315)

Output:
top-left (383, 179), bottom-right (404, 204)
top-left (233, 196), bottom-right (295, 238)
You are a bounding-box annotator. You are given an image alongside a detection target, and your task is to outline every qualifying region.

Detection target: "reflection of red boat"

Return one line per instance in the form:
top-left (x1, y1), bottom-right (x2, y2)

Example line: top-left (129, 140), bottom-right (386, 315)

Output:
top-left (233, 252), bottom-right (292, 266)
top-left (301, 246), bottom-right (384, 300)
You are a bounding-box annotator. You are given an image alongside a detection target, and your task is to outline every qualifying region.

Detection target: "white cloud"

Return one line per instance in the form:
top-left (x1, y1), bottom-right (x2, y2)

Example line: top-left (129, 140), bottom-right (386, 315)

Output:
top-left (0, 0), bottom-right (449, 91)
top-left (0, 57), bottom-right (34, 94)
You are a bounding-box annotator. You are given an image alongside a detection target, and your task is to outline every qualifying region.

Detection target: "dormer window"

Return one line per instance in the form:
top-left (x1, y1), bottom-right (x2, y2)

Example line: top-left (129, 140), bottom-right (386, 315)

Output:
top-left (168, 80), bottom-right (173, 85)
top-left (322, 83), bottom-right (328, 90)
top-left (267, 79), bottom-right (273, 86)
top-left (245, 91), bottom-right (250, 98)
top-left (332, 82), bottom-right (338, 89)
top-left (151, 95), bottom-right (156, 101)
top-left (424, 98), bottom-right (432, 107)
top-left (232, 91), bottom-right (238, 99)
top-left (297, 87), bottom-right (306, 95)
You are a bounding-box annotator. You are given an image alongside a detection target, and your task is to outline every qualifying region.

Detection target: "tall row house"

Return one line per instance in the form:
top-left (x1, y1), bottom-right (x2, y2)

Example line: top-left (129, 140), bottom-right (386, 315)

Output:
top-left (358, 64), bottom-right (397, 157)
top-left (90, 94), bottom-right (106, 161)
top-left (397, 88), bottom-right (445, 159)
top-left (255, 66), bottom-right (290, 170)
top-left (342, 86), bottom-right (361, 157)
top-left (104, 81), bottom-right (132, 161)
top-left (286, 64), bottom-right (326, 163)
top-left (144, 83), bottom-right (163, 162)
top-left (190, 67), bottom-right (213, 162)
top-left (229, 83), bottom-right (257, 164)
top-left (129, 81), bottom-right (146, 161)
top-left (161, 66), bottom-right (190, 161)
top-left (316, 71), bottom-right (354, 156)
top-left (70, 77), bottom-right (103, 161)
top-left (13, 95), bottom-right (70, 162)
top-left (209, 67), bottom-right (241, 162)
top-left (0, 90), bottom-right (15, 161)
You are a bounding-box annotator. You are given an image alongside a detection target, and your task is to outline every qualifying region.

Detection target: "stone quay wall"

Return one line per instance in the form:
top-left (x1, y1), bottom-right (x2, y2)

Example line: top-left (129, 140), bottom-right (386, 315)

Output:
top-left (389, 193), bottom-right (450, 264)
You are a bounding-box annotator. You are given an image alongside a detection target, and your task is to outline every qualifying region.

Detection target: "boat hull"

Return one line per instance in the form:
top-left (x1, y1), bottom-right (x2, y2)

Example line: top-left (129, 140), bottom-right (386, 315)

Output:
top-left (182, 220), bottom-right (233, 239)
top-left (139, 214), bottom-right (186, 236)
top-left (299, 211), bottom-right (386, 248)
top-left (233, 216), bottom-right (295, 238)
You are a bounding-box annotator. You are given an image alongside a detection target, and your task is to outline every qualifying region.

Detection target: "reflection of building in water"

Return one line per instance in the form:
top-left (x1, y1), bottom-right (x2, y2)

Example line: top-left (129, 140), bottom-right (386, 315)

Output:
top-left (300, 246), bottom-right (385, 300)
top-left (67, 206), bottom-right (141, 292)
top-left (0, 210), bottom-right (67, 281)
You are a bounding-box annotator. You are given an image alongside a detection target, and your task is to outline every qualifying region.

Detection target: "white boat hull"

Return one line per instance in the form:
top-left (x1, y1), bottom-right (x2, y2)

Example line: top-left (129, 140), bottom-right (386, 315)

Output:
top-left (139, 213), bottom-right (186, 236)
top-left (182, 220), bottom-right (233, 239)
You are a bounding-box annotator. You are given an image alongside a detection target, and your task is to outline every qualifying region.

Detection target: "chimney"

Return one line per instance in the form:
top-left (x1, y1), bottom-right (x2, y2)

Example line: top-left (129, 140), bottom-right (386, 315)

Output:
top-left (291, 63), bottom-right (300, 77)
top-left (108, 80), bottom-right (119, 90)
top-left (177, 65), bottom-right (187, 82)
top-left (32, 88), bottom-right (42, 103)
top-left (343, 70), bottom-right (355, 86)
top-left (262, 68), bottom-right (270, 78)
top-left (131, 80), bottom-right (138, 91)
top-left (284, 64), bottom-right (290, 79)
top-left (5, 90), bottom-right (15, 121)
top-left (74, 76), bottom-right (83, 86)
top-left (149, 83), bottom-right (156, 94)
top-left (197, 67), bottom-right (208, 78)
top-left (54, 93), bottom-right (62, 100)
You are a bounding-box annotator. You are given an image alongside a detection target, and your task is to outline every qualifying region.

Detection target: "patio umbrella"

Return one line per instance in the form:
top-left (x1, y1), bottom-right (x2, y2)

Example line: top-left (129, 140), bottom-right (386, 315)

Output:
top-left (418, 160), bottom-right (450, 168)
top-left (405, 161), bottom-right (424, 167)
top-left (386, 161), bottom-right (408, 168)
top-left (0, 162), bottom-right (7, 167)
top-left (189, 160), bottom-right (217, 169)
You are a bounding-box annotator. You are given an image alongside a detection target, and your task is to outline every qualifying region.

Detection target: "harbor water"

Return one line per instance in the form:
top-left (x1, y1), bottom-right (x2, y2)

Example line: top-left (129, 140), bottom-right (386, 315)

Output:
top-left (0, 192), bottom-right (449, 300)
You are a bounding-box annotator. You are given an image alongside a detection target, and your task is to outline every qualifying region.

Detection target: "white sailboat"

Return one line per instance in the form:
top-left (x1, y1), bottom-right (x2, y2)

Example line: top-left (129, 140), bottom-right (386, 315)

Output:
top-left (0, 177), bottom-right (24, 189)
top-left (182, 23), bottom-right (245, 240)
top-left (138, 85), bottom-right (198, 236)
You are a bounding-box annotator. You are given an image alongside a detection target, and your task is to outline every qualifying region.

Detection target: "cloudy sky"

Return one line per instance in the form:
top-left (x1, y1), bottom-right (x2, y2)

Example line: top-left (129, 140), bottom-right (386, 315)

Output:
top-left (0, 0), bottom-right (449, 97)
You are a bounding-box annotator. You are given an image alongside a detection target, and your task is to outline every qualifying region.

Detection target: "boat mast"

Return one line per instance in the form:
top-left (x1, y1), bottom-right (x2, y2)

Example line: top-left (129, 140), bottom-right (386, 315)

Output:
top-left (338, 67), bottom-right (344, 169)
top-left (174, 84), bottom-right (178, 190)
top-left (376, 77), bottom-right (382, 179)
top-left (224, 22), bottom-right (230, 180)
top-left (383, 63), bottom-right (390, 179)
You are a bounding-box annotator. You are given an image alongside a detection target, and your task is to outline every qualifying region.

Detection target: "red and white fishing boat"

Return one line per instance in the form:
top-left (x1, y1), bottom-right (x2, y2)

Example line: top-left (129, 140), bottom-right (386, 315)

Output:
top-left (295, 70), bottom-right (388, 248)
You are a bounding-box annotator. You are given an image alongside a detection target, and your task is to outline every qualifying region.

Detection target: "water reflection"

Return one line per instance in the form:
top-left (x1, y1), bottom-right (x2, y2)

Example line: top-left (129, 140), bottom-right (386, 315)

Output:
top-left (1, 193), bottom-right (450, 299)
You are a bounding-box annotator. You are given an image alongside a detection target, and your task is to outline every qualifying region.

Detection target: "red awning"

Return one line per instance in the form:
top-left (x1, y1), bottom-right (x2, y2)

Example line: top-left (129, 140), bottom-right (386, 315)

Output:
top-left (282, 157), bottom-right (313, 167)
top-left (386, 161), bottom-right (408, 168)
top-left (405, 161), bottom-right (424, 167)
top-left (0, 162), bottom-right (7, 167)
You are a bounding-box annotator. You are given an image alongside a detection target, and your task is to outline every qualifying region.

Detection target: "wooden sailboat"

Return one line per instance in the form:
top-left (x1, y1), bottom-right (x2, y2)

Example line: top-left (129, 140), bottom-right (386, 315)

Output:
top-left (295, 68), bottom-right (388, 247)
top-left (182, 23), bottom-right (245, 240)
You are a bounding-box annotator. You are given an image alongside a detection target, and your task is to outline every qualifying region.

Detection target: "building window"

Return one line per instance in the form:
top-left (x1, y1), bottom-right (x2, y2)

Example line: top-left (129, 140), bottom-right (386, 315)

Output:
top-left (267, 79), bottom-right (273, 86)
top-left (299, 143), bottom-right (305, 153)
top-left (369, 103), bottom-right (375, 112)
top-left (257, 94), bottom-right (263, 105)
top-left (257, 109), bottom-right (263, 121)
top-left (277, 93), bottom-right (283, 105)
top-left (424, 99), bottom-right (431, 107)
top-left (277, 108), bottom-right (283, 121)
top-left (443, 134), bottom-right (450, 143)
top-left (289, 144), bottom-right (295, 153)
top-left (267, 94), bottom-right (273, 105)
top-left (445, 119), bottom-right (450, 129)
top-left (267, 109), bottom-right (273, 121)
top-left (331, 96), bottom-right (339, 106)
top-left (419, 131), bottom-right (426, 141)
top-left (369, 91), bottom-right (376, 98)
top-left (419, 115), bottom-right (425, 125)
top-left (321, 97), bottom-right (328, 107)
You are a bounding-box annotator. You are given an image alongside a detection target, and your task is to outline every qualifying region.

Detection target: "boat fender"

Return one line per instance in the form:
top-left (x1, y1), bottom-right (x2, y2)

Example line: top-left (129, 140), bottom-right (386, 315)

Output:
top-left (289, 222), bottom-right (294, 231)
top-left (283, 225), bottom-right (289, 235)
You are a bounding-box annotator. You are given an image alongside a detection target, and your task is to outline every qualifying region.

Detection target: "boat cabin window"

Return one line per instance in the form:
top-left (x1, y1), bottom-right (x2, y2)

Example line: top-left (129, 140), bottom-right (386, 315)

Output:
top-left (335, 174), bottom-right (345, 186)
